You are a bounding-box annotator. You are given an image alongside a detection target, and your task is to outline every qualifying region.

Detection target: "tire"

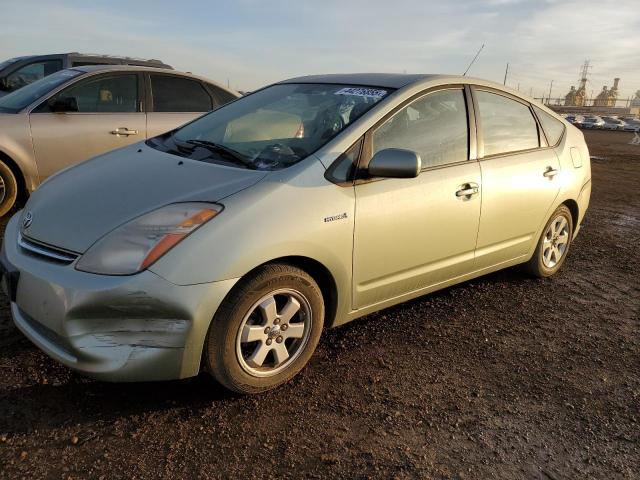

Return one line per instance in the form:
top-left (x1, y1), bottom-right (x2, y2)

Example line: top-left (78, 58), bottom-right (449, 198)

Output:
top-left (524, 205), bottom-right (573, 278)
top-left (204, 263), bottom-right (324, 394)
top-left (0, 161), bottom-right (18, 217)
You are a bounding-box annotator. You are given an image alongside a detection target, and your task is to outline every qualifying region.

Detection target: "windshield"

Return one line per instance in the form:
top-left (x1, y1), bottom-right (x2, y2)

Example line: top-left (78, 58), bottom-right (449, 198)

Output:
top-left (149, 83), bottom-right (391, 170)
top-left (0, 69), bottom-right (83, 113)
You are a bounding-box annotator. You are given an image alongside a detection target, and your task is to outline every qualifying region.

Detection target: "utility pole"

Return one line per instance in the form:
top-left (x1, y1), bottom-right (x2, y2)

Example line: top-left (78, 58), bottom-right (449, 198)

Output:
top-left (547, 80), bottom-right (553, 105)
top-left (503, 63), bottom-right (509, 85)
top-left (517, 83), bottom-right (520, 91)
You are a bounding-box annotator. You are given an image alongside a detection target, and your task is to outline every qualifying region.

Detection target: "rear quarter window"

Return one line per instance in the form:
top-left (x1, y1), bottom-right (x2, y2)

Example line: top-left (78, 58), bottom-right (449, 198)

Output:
top-left (533, 106), bottom-right (565, 146)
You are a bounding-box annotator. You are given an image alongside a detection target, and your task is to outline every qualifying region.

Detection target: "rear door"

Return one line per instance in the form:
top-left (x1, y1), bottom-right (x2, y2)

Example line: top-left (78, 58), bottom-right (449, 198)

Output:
top-left (146, 74), bottom-right (215, 137)
top-left (29, 72), bottom-right (146, 180)
top-left (472, 87), bottom-right (561, 268)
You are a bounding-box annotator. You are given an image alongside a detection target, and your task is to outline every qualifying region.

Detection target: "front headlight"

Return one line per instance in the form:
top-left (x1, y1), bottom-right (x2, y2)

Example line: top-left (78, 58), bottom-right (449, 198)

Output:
top-left (76, 202), bottom-right (222, 275)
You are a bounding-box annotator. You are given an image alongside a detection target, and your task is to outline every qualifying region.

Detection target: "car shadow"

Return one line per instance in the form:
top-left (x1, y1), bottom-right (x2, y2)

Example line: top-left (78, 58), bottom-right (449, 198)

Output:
top-left (0, 372), bottom-right (239, 435)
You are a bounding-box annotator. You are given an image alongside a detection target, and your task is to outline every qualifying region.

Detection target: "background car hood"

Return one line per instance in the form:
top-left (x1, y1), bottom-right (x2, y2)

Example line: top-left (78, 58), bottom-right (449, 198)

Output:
top-left (21, 143), bottom-right (267, 253)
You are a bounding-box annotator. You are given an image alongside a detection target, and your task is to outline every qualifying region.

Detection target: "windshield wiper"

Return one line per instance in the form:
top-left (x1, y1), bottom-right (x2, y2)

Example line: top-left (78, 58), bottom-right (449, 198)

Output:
top-left (184, 139), bottom-right (257, 170)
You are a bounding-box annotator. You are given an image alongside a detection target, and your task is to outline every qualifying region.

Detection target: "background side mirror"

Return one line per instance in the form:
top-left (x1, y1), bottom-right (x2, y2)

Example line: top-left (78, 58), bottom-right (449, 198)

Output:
top-left (49, 97), bottom-right (78, 113)
top-left (368, 148), bottom-right (421, 178)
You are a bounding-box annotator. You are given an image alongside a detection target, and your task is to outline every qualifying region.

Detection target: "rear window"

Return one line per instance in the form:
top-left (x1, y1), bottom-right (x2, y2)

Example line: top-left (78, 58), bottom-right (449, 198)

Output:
top-left (206, 83), bottom-right (237, 107)
top-left (150, 75), bottom-right (212, 112)
top-left (533, 106), bottom-right (565, 146)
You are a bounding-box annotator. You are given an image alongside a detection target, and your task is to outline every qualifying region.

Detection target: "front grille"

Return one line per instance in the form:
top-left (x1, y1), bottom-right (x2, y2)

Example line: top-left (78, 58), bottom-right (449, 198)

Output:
top-left (18, 233), bottom-right (79, 264)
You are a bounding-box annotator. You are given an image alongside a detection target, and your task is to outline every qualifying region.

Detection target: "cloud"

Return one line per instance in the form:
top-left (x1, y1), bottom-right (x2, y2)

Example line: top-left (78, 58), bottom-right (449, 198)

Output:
top-left (0, 0), bottom-right (638, 99)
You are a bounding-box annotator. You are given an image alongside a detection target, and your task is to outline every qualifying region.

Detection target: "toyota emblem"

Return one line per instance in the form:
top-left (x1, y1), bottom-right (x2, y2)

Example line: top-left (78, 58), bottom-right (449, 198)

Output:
top-left (23, 211), bottom-right (33, 229)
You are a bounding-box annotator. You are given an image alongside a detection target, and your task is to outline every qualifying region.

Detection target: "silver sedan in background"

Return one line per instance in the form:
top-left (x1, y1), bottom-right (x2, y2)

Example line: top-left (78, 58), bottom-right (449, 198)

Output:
top-left (0, 65), bottom-right (238, 216)
top-left (1, 74), bottom-right (591, 394)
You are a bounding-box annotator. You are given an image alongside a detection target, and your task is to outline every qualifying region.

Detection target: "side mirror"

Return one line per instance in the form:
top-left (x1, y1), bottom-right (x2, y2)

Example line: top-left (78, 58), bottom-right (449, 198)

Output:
top-left (368, 148), bottom-right (421, 178)
top-left (49, 97), bottom-right (78, 113)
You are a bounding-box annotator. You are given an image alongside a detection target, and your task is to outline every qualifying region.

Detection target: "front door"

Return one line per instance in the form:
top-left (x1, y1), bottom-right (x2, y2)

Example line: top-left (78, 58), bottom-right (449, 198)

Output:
top-left (472, 88), bottom-right (561, 268)
top-left (29, 72), bottom-right (146, 180)
top-left (353, 87), bottom-right (481, 309)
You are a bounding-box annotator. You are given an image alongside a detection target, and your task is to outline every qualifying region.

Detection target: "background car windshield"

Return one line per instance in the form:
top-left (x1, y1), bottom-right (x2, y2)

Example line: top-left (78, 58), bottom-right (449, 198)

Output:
top-left (0, 69), bottom-right (83, 113)
top-left (0, 57), bottom-right (22, 71)
top-left (168, 83), bottom-right (390, 170)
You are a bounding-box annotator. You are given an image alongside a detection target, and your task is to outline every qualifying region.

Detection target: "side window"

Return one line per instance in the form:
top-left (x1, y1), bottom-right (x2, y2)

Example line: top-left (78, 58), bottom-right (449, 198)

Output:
top-left (5, 60), bottom-right (62, 91)
top-left (372, 89), bottom-right (469, 169)
top-left (151, 75), bottom-right (212, 112)
top-left (206, 83), bottom-right (237, 106)
top-left (476, 90), bottom-right (539, 156)
top-left (45, 74), bottom-right (138, 113)
top-left (533, 106), bottom-right (565, 146)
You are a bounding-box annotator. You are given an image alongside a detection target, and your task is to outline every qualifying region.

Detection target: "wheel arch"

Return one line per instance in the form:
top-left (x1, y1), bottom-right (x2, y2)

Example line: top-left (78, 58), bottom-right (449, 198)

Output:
top-left (255, 255), bottom-right (340, 329)
top-left (0, 149), bottom-right (29, 204)
top-left (561, 198), bottom-right (579, 231)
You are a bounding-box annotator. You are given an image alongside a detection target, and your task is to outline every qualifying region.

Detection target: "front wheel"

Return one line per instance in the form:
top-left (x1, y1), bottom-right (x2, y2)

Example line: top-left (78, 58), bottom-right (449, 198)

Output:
top-left (525, 205), bottom-right (573, 277)
top-left (204, 264), bottom-right (324, 394)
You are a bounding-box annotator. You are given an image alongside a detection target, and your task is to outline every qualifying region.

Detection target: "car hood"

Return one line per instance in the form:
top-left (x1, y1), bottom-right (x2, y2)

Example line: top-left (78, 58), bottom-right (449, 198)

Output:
top-left (21, 142), bottom-right (268, 253)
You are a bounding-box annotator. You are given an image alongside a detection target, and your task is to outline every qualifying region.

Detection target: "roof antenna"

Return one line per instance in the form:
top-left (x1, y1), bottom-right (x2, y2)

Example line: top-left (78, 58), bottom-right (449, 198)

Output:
top-left (462, 44), bottom-right (485, 76)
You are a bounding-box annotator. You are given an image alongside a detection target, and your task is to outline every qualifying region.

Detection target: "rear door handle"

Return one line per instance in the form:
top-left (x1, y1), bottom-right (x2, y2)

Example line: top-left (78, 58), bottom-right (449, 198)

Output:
top-left (456, 183), bottom-right (479, 199)
top-left (110, 127), bottom-right (138, 137)
top-left (543, 166), bottom-right (558, 178)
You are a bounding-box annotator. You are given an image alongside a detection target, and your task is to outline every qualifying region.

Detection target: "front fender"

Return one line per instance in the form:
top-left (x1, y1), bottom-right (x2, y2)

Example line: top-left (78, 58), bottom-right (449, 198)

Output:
top-left (150, 159), bottom-right (355, 323)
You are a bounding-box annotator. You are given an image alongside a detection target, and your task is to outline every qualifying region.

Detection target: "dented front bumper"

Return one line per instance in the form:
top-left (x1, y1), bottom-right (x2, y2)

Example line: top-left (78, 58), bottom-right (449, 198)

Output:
top-left (2, 214), bottom-right (238, 382)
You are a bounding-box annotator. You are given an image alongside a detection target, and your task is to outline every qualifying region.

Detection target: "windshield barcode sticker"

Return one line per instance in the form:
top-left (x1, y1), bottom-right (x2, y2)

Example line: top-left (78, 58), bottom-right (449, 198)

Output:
top-left (335, 87), bottom-right (387, 99)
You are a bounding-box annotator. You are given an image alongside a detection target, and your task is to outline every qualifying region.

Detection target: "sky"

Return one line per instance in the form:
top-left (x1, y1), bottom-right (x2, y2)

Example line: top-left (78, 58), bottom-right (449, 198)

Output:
top-left (1, 0), bottom-right (639, 101)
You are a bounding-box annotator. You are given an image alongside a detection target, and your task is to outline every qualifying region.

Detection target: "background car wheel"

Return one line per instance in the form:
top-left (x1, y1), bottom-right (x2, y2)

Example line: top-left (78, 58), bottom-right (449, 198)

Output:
top-left (0, 161), bottom-right (19, 217)
top-left (204, 263), bottom-right (324, 394)
top-left (524, 204), bottom-right (573, 278)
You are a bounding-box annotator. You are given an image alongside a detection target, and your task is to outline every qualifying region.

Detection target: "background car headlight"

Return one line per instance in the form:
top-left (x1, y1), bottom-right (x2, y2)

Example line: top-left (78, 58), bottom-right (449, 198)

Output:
top-left (76, 203), bottom-right (222, 275)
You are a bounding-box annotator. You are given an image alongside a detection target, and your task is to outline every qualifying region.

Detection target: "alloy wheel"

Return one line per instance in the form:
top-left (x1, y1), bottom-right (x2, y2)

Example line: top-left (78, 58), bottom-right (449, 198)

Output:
top-left (236, 288), bottom-right (312, 378)
top-left (542, 215), bottom-right (570, 268)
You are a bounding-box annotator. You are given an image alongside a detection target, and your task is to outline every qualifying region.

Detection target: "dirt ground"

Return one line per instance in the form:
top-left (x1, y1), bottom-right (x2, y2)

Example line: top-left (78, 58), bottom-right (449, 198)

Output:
top-left (0, 130), bottom-right (638, 479)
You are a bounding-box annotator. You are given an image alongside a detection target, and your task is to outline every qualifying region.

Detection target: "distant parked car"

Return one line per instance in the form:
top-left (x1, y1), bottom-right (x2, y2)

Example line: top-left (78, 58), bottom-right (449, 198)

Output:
top-left (0, 53), bottom-right (172, 98)
top-left (601, 117), bottom-right (626, 131)
top-left (580, 116), bottom-right (604, 129)
top-left (621, 119), bottom-right (640, 132)
top-left (565, 115), bottom-right (584, 126)
top-left (0, 65), bottom-right (239, 215)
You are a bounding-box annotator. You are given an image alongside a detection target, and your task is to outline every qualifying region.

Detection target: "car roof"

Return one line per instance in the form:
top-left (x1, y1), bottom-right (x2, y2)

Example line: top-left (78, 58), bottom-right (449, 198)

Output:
top-left (279, 73), bottom-right (444, 89)
top-left (69, 65), bottom-right (240, 96)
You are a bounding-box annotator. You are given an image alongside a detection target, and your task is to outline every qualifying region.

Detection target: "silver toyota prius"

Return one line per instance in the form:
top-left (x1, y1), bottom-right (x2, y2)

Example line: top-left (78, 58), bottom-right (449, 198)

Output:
top-left (1, 74), bottom-right (591, 394)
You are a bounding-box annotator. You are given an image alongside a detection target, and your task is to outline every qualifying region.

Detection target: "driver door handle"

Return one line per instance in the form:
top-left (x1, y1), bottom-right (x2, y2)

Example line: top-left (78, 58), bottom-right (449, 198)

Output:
top-left (456, 182), bottom-right (480, 199)
top-left (543, 166), bottom-right (558, 178)
top-left (110, 127), bottom-right (138, 137)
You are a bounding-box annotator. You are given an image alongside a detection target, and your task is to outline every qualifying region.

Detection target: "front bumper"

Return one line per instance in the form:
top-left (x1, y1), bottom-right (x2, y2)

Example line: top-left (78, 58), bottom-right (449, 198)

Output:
top-left (1, 214), bottom-right (238, 382)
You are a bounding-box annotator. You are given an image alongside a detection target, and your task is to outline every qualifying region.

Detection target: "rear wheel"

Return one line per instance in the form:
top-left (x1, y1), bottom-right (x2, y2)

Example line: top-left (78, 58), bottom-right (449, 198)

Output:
top-left (204, 264), bottom-right (324, 394)
top-left (0, 161), bottom-right (18, 217)
top-left (525, 205), bottom-right (573, 277)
